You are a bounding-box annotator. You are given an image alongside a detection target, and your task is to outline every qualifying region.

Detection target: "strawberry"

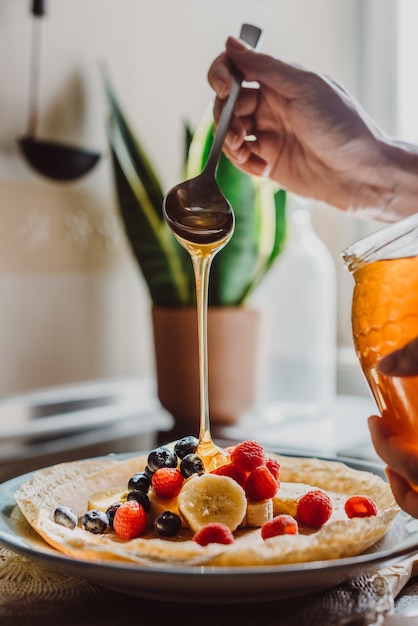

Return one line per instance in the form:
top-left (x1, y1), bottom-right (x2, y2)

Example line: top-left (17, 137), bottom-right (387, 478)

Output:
top-left (261, 514), bottom-right (298, 539)
top-left (193, 523), bottom-right (235, 546)
top-left (211, 463), bottom-right (248, 488)
top-left (244, 465), bottom-right (279, 502)
top-left (296, 489), bottom-right (333, 527)
top-left (113, 500), bottom-right (148, 539)
top-left (230, 440), bottom-right (266, 472)
top-left (151, 468), bottom-right (184, 499)
top-left (266, 457), bottom-right (280, 480)
top-left (344, 495), bottom-right (377, 519)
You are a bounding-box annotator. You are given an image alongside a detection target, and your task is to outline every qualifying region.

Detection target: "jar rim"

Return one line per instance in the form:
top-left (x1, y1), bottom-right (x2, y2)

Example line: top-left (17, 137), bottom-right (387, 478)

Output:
top-left (341, 213), bottom-right (418, 272)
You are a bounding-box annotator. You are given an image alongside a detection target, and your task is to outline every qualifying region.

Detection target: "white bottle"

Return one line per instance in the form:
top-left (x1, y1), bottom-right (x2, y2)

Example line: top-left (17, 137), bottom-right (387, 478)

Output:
top-left (261, 194), bottom-right (337, 419)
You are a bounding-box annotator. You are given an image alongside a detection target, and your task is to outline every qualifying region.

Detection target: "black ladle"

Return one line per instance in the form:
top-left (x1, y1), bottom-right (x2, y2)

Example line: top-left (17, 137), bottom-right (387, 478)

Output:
top-left (19, 0), bottom-right (100, 182)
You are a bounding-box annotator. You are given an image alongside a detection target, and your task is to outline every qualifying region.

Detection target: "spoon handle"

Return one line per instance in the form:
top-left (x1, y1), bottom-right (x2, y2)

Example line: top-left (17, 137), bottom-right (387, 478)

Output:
top-left (204, 23), bottom-right (262, 177)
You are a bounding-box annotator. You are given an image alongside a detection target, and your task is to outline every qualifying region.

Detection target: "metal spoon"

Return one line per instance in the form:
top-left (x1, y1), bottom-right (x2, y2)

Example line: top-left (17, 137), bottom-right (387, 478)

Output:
top-left (163, 23), bottom-right (262, 244)
top-left (19, 0), bottom-right (100, 182)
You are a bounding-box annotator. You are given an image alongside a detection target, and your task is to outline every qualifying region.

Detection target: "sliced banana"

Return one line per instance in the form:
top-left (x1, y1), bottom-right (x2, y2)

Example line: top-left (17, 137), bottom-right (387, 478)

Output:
top-left (272, 482), bottom-right (317, 517)
top-left (87, 487), bottom-right (128, 512)
top-left (178, 473), bottom-right (246, 532)
top-left (242, 499), bottom-right (273, 528)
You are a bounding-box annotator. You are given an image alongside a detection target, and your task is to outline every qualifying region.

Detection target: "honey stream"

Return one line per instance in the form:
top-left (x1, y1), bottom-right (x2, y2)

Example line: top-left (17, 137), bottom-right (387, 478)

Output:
top-left (174, 233), bottom-right (231, 470)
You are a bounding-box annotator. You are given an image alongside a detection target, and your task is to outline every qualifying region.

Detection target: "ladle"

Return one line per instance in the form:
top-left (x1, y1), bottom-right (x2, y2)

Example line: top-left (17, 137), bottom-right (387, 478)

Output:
top-left (163, 23), bottom-right (262, 244)
top-left (19, 0), bottom-right (100, 182)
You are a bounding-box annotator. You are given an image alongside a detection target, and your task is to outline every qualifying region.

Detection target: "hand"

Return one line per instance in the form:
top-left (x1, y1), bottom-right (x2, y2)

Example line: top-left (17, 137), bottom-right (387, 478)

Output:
top-left (368, 414), bottom-right (418, 518)
top-left (208, 37), bottom-right (418, 221)
top-left (377, 337), bottom-right (418, 377)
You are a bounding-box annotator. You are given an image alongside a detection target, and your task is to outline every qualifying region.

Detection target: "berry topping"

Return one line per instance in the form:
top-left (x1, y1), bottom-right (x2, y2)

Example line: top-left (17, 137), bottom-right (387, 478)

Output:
top-left (296, 489), bottom-right (333, 527)
top-left (174, 436), bottom-right (199, 459)
top-left (230, 440), bottom-right (266, 472)
top-left (81, 510), bottom-right (109, 534)
top-left (154, 511), bottom-right (182, 537)
top-left (128, 472), bottom-right (151, 494)
top-left (105, 502), bottom-right (123, 530)
top-left (147, 447), bottom-right (178, 473)
top-left (53, 505), bottom-right (77, 530)
top-left (261, 514), bottom-right (298, 539)
top-left (113, 500), bottom-right (148, 540)
top-left (211, 463), bottom-right (248, 488)
top-left (180, 453), bottom-right (205, 478)
top-left (244, 466), bottom-right (279, 502)
top-left (152, 468), bottom-right (184, 499)
top-left (193, 522), bottom-right (235, 546)
top-left (127, 490), bottom-right (151, 512)
top-left (266, 457), bottom-right (281, 481)
top-left (344, 495), bottom-right (378, 519)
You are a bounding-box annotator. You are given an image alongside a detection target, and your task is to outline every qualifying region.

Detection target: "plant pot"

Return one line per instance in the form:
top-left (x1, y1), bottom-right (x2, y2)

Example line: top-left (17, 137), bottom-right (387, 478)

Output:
top-left (151, 307), bottom-right (261, 431)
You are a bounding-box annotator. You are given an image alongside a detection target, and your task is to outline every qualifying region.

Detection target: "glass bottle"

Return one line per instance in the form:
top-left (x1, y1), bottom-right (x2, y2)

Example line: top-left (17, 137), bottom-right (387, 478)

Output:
top-left (262, 195), bottom-right (337, 419)
top-left (342, 213), bottom-right (418, 442)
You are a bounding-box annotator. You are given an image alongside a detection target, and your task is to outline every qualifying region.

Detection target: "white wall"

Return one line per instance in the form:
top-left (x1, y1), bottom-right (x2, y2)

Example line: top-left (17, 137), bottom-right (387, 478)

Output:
top-left (0, 0), bottom-right (395, 396)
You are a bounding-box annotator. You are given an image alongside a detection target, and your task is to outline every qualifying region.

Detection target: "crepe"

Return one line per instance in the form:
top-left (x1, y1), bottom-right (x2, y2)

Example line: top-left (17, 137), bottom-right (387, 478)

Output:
top-left (14, 450), bottom-right (399, 568)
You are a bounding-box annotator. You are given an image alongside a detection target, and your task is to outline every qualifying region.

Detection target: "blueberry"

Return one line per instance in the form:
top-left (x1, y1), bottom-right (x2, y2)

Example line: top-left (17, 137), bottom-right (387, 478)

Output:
top-left (154, 511), bottom-right (182, 537)
top-left (53, 505), bottom-right (77, 530)
top-left (105, 502), bottom-right (123, 530)
top-left (174, 436), bottom-right (199, 460)
top-left (81, 510), bottom-right (109, 534)
top-left (144, 465), bottom-right (154, 480)
top-left (147, 447), bottom-right (177, 472)
top-left (180, 453), bottom-right (205, 478)
top-left (128, 472), bottom-right (151, 494)
top-left (127, 490), bottom-right (151, 512)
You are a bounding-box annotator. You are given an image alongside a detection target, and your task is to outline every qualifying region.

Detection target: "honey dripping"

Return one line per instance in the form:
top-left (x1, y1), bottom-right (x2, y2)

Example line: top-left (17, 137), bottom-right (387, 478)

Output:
top-left (173, 230), bottom-right (232, 471)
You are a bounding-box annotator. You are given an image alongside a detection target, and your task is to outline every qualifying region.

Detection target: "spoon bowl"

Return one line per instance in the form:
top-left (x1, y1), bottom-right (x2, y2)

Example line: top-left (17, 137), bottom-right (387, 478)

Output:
top-left (163, 24), bottom-right (262, 246)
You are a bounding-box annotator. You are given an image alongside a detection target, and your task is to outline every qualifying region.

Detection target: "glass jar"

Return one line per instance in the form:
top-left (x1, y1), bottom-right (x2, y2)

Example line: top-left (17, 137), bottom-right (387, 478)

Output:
top-left (342, 213), bottom-right (418, 442)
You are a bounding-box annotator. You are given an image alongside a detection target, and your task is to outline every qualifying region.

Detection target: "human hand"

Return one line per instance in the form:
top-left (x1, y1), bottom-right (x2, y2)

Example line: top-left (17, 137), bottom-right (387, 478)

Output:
top-left (368, 414), bottom-right (418, 518)
top-left (377, 337), bottom-right (418, 377)
top-left (208, 37), bottom-right (415, 221)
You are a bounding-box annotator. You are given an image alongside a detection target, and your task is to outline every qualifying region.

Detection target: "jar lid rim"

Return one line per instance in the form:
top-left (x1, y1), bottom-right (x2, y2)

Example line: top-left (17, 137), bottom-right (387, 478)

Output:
top-left (341, 213), bottom-right (418, 271)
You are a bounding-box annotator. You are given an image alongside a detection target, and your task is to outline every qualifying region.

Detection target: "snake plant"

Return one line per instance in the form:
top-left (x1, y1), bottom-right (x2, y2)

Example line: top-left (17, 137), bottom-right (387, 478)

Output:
top-left (105, 76), bottom-right (287, 308)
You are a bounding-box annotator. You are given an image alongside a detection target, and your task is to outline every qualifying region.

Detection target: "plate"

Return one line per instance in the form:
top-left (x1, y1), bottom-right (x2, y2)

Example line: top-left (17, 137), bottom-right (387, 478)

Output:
top-left (0, 454), bottom-right (418, 604)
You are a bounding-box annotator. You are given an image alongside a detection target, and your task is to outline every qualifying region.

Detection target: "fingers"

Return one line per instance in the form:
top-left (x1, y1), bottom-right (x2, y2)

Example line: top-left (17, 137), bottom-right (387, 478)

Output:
top-left (368, 415), bottom-right (418, 486)
top-left (378, 337), bottom-right (418, 377)
top-left (385, 467), bottom-right (418, 519)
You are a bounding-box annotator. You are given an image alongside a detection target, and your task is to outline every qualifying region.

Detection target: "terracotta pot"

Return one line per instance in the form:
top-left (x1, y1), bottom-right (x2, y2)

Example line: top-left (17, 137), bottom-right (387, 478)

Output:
top-left (151, 307), bottom-right (261, 429)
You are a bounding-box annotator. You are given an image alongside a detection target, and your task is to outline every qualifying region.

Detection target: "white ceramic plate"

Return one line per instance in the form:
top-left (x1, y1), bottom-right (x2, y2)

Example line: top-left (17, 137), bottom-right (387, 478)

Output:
top-left (1, 454), bottom-right (418, 604)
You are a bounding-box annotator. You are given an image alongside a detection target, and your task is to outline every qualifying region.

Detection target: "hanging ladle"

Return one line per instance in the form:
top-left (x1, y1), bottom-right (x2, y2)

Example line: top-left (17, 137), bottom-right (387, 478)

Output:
top-left (18, 0), bottom-right (100, 182)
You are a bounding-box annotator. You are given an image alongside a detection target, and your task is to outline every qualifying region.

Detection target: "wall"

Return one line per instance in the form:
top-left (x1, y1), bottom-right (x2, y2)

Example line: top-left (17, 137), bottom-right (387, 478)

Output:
top-left (0, 0), bottom-right (382, 396)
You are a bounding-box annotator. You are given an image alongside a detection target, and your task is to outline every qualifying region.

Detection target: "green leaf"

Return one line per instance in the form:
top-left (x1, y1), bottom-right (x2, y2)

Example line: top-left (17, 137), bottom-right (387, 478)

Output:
top-left (105, 81), bottom-right (195, 307)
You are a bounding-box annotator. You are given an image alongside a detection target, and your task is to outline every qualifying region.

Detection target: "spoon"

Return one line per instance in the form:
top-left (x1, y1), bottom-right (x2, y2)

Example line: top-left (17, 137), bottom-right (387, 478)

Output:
top-left (163, 23), bottom-right (262, 243)
top-left (19, 0), bottom-right (100, 182)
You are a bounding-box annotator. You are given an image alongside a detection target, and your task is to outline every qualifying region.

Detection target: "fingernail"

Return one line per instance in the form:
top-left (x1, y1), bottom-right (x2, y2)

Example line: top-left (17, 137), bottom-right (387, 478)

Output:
top-left (261, 164), bottom-right (271, 178)
top-left (226, 36), bottom-right (250, 52)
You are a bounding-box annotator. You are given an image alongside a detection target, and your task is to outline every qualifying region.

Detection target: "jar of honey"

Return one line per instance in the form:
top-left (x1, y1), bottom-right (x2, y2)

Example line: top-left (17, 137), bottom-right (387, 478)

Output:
top-left (342, 214), bottom-right (418, 444)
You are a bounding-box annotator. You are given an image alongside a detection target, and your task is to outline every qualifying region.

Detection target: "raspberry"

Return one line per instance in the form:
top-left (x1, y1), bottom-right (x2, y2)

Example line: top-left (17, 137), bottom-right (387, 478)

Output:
top-left (266, 457), bottom-right (280, 480)
top-left (244, 466), bottom-right (279, 502)
top-left (113, 500), bottom-right (148, 539)
top-left (296, 489), bottom-right (333, 527)
top-left (211, 463), bottom-right (248, 488)
top-left (230, 440), bottom-right (266, 472)
top-left (151, 468), bottom-right (184, 499)
top-left (344, 495), bottom-right (377, 519)
top-left (261, 514), bottom-right (298, 539)
top-left (193, 523), bottom-right (235, 546)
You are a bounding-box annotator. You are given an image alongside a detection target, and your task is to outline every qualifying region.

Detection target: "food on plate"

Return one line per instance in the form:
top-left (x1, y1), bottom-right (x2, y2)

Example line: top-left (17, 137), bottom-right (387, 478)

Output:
top-left (14, 437), bottom-right (399, 567)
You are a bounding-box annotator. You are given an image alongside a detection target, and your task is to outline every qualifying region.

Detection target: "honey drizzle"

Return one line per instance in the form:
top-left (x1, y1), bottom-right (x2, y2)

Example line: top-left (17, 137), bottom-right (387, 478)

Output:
top-left (175, 233), bottom-right (231, 471)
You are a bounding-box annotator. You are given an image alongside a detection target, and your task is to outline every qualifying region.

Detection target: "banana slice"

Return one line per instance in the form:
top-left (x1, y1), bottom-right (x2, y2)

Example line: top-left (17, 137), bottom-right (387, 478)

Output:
top-left (272, 482), bottom-right (317, 517)
top-left (178, 474), bottom-right (246, 532)
top-left (87, 487), bottom-right (128, 512)
top-left (242, 499), bottom-right (273, 528)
